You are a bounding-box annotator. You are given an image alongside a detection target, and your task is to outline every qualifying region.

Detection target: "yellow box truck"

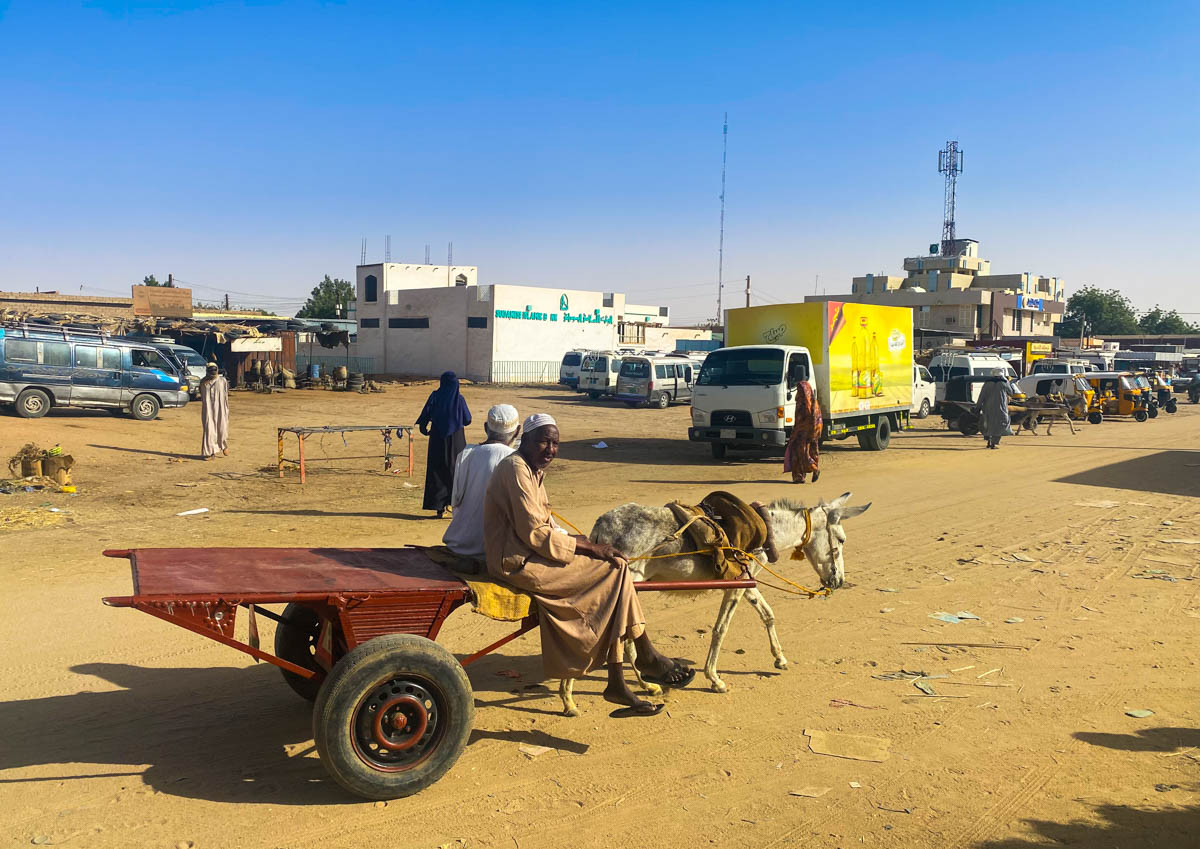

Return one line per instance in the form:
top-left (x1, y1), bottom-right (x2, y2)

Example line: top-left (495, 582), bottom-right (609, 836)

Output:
top-left (688, 301), bottom-right (913, 457)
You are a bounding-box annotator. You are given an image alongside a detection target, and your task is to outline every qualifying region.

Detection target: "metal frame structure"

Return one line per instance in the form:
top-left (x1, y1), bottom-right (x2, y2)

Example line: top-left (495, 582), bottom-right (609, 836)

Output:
top-left (277, 424), bottom-right (414, 483)
top-left (938, 140), bottom-right (964, 257)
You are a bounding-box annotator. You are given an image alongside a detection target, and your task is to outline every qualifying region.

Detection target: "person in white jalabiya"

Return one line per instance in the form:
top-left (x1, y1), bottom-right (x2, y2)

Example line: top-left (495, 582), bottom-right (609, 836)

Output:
top-left (198, 363), bottom-right (229, 460)
top-left (442, 404), bottom-right (520, 559)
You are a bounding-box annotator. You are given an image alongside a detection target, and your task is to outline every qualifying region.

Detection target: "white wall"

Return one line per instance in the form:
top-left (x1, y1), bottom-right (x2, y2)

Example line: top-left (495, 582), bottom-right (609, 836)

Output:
top-left (356, 263), bottom-right (479, 296)
top-left (491, 284), bottom-right (618, 381)
top-left (624, 302), bottom-right (668, 324)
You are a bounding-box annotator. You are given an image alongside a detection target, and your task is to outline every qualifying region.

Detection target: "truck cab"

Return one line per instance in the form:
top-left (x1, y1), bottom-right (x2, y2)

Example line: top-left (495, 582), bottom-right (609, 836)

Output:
top-left (690, 345), bottom-right (815, 458)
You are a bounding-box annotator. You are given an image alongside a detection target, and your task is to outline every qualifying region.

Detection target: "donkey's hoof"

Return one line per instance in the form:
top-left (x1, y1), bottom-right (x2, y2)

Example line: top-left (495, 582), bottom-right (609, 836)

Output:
top-left (710, 679), bottom-right (729, 694)
top-left (775, 657), bottom-right (789, 670)
top-left (643, 682), bottom-right (663, 696)
top-left (563, 705), bottom-right (580, 717)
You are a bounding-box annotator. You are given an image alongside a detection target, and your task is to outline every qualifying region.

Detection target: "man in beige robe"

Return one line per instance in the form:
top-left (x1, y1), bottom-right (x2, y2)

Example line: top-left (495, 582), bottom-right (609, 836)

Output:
top-left (483, 413), bottom-right (694, 716)
top-left (198, 364), bottom-right (229, 460)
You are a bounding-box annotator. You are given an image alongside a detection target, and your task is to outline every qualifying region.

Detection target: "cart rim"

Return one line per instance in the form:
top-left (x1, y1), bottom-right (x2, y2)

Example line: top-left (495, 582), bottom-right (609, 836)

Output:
top-left (351, 675), bottom-right (447, 772)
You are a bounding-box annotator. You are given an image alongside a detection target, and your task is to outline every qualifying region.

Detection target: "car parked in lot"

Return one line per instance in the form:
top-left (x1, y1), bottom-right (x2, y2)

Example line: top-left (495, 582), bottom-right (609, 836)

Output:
top-left (912, 364), bottom-right (936, 418)
top-left (0, 324), bottom-right (189, 420)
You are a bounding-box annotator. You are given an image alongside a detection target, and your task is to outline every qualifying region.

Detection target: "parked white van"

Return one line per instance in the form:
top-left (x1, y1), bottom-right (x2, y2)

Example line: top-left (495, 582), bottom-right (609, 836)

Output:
top-left (579, 351), bottom-right (622, 399)
top-left (558, 350), bottom-right (587, 390)
top-left (927, 352), bottom-right (1017, 406)
top-left (616, 355), bottom-right (695, 408)
top-left (912, 364), bottom-right (936, 418)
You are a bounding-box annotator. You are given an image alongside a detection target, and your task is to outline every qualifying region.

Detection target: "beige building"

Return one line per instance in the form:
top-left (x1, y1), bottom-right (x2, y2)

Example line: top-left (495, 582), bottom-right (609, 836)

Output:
top-left (815, 240), bottom-right (1065, 340)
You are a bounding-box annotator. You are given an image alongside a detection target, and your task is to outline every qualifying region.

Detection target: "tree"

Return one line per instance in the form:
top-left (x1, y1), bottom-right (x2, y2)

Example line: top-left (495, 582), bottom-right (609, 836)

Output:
top-left (141, 274), bottom-right (173, 287)
top-left (296, 275), bottom-right (354, 319)
top-left (1137, 306), bottom-right (1198, 334)
top-left (1058, 287), bottom-right (1139, 338)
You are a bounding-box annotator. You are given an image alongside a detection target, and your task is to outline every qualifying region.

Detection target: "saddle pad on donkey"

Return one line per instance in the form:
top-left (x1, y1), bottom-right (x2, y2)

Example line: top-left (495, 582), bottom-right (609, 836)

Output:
top-left (667, 490), bottom-right (769, 580)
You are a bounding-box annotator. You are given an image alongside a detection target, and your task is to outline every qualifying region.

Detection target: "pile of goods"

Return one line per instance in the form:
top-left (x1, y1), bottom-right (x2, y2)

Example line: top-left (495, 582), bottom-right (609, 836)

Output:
top-left (5, 443), bottom-right (76, 491)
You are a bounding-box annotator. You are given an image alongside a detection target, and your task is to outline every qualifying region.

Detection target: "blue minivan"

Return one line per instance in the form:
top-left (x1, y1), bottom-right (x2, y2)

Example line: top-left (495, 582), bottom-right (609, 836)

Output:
top-left (0, 324), bottom-right (190, 420)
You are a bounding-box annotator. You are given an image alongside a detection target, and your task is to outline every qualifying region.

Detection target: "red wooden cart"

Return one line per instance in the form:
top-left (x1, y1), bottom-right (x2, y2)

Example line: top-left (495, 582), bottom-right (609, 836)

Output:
top-left (102, 546), bottom-right (754, 800)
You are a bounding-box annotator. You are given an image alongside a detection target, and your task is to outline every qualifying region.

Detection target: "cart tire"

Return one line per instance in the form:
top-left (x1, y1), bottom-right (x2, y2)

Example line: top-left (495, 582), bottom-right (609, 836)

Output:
top-left (958, 419), bottom-right (979, 437)
top-left (275, 603), bottom-right (325, 701)
top-left (1087, 411), bottom-right (1103, 425)
top-left (711, 442), bottom-right (727, 460)
top-left (917, 398), bottom-right (931, 419)
top-left (313, 633), bottom-right (473, 800)
top-left (130, 393), bottom-right (160, 421)
top-left (14, 388), bottom-right (51, 419)
top-left (1134, 409), bottom-right (1148, 422)
top-left (1166, 399), bottom-right (1178, 414)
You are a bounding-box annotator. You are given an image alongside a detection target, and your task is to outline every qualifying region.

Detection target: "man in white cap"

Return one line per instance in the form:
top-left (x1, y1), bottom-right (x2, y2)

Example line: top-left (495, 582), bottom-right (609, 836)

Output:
top-left (442, 404), bottom-right (521, 560)
top-left (483, 413), bottom-right (694, 717)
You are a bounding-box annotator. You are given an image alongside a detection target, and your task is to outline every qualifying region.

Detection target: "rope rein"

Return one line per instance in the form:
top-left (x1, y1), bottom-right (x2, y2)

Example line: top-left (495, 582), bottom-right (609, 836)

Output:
top-left (551, 507), bottom-right (831, 599)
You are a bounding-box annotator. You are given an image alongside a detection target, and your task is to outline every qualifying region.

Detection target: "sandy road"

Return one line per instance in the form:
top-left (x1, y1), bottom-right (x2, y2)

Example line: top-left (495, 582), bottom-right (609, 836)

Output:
top-left (1, 384), bottom-right (1198, 849)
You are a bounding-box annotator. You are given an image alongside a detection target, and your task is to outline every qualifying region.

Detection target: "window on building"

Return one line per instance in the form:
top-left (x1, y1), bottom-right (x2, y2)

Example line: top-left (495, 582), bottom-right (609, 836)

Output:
top-left (467, 316), bottom-right (487, 329)
top-left (5, 339), bottom-right (36, 362)
top-left (659, 306), bottom-right (669, 317)
top-left (454, 273), bottom-right (468, 286)
top-left (389, 317), bottom-right (430, 329)
top-left (975, 305), bottom-right (984, 329)
top-left (360, 318), bottom-right (380, 328)
top-left (364, 275), bottom-right (378, 302)
top-left (75, 346), bottom-right (99, 368)
top-left (603, 293), bottom-right (614, 308)
top-left (945, 316), bottom-right (955, 325)
top-left (1015, 310), bottom-right (1023, 333)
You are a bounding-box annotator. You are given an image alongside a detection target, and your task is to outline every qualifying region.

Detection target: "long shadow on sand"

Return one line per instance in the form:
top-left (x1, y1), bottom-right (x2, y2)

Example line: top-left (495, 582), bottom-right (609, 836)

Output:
top-left (1054, 450), bottom-right (1200, 497)
top-left (972, 802), bottom-right (1200, 848)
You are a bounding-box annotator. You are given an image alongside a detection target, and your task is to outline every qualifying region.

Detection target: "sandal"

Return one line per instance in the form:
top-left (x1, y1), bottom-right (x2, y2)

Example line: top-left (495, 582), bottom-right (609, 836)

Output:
top-left (642, 663), bottom-right (696, 689)
top-left (610, 702), bottom-right (665, 718)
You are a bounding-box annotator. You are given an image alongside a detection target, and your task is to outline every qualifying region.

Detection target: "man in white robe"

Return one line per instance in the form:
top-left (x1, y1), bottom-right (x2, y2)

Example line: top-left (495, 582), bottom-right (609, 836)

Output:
top-left (198, 364), bottom-right (229, 460)
top-left (443, 404), bottom-right (520, 559)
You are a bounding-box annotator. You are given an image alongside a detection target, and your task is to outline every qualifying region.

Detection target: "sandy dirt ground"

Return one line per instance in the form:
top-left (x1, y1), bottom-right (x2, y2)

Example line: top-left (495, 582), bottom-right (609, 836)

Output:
top-left (1, 382), bottom-right (1198, 849)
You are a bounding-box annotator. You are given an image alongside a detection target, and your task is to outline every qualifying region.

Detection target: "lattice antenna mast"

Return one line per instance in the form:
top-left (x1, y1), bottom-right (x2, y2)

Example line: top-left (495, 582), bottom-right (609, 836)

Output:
top-left (938, 140), bottom-right (963, 256)
top-left (716, 112), bottom-right (728, 323)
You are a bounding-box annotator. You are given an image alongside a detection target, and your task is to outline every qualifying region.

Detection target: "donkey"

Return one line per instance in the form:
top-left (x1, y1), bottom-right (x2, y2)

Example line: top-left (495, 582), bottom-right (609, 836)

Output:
top-left (556, 492), bottom-right (870, 715)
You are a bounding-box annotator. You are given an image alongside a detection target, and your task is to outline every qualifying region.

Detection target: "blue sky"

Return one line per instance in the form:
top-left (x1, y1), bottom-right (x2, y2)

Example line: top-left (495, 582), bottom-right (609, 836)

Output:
top-left (1, 1), bottom-right (1197, 321)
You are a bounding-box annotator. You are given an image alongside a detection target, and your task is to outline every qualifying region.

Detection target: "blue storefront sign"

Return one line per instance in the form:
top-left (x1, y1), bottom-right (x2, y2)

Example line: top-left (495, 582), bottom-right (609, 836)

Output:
top-left (1017, 296), bottom-right (1044, 311)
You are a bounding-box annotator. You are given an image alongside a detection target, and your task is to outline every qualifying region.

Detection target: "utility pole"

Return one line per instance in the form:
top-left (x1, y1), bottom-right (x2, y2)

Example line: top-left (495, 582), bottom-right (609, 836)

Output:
top-left (716, 112), bottom-right (728, 324)
top-left (167, 273), bottom-right (173, 287)
top-left (224, 293), bottom-right (230, 311)
top-left (938, 140), bottom-right (964, 257)
top-left (745, 275), bottom-right (751, 308)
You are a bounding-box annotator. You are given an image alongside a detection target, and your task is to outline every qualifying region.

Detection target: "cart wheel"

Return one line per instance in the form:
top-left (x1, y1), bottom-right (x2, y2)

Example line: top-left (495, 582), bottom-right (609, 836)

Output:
top-left (1087, 411), bottom-right (1103, 425)
top-left (275, 603), bottom-right (325, 701)
top-left (958, 419), bottom-right (979, 437)
top-left (1134, 409), bottom-right (1148, 422)
top-left (313, 634), bottom-right (473, 800)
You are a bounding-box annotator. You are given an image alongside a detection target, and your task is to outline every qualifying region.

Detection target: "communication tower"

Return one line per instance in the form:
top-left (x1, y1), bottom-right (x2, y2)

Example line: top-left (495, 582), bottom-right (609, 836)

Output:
top-left (937, 140), bottom-right (963, 256)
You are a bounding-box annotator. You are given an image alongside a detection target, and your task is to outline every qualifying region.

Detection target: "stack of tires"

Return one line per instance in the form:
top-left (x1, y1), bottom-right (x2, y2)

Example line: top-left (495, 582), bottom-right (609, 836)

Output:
top-left (347, 372), bottom-right (366, 392)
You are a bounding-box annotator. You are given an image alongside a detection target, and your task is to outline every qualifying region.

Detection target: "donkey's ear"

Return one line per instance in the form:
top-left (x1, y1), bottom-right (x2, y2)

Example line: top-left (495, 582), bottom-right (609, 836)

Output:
top-left (829, 502), bottom-right (871, 524)
top-left (827, 492), bottom-right (852, 509)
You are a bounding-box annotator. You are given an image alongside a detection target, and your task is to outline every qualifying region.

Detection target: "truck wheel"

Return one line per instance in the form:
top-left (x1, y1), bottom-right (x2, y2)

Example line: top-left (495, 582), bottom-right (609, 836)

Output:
top-left (130, 394), bottom-right (160, 421)
top-left (314, 633), bottom-right (473, 800)
top-left (918, 399), bottom-right (931, 419)
top-left (1087, 411), bottom-right (1103, 425)
top-left (14, 388), bottom-right (51, 419)
top-left (656, 393), bottom-right (670, 409)
top-left (857, 416), bottom-right (892, 450)
top-left (1134, 409), bottom-right (1148, 422)
top-left (276, 603), bottom-right (326, 701)
top-left (711, 442), bottom-right (727, 460)
top-left (588, 391), bottom-right (601, 400)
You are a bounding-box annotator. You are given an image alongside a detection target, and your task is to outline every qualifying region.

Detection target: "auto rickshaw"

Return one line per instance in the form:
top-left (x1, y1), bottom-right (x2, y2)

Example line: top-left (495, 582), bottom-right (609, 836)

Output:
top-left (1137, 371), bottom-right (1178, 414)
top-left (1085, 372), bottom-right (1150, 422)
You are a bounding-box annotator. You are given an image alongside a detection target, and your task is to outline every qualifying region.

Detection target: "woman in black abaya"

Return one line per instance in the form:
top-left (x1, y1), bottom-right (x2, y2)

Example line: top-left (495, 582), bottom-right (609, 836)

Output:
top-left (416, 371), bottom-right (472, 517)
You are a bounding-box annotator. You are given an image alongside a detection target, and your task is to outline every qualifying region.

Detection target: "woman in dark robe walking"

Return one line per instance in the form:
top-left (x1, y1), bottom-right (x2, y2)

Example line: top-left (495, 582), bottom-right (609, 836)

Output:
top-left (416, 371), bottom-right (472, 517)
top-left (783, 380), bottom-right (822, 483)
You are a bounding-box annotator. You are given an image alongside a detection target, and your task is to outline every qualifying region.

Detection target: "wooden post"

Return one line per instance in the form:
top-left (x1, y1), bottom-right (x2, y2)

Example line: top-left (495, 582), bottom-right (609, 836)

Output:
top-left (277, 429), bottom-right (284, 478)
top-left (298, 433), bottom-right (307, 485)
top-left (407, 428), bottom-right (414, 477)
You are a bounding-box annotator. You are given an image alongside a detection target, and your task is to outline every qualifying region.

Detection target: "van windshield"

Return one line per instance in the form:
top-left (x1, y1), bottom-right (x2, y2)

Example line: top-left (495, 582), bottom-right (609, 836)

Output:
top-left (176, 349), bottom-right (208, 367)
top-left (620, 360), bottom-right (650, 379)
top-left (131, 349), bottom-right (172, 370)
top-left (696, 348), bottom-right (784, 386)
top-left (582, 355), bottom-right (606, 372)
top-left (562, 353), bottom-right (582, 367)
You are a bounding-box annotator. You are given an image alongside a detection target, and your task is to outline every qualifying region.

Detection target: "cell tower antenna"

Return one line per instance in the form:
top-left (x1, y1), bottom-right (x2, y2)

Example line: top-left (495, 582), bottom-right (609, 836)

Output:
top-left (937, 140), bottom-right (963, 256)
top-left (716, 112), bottom-right (728, 324)
top-left (424, 244), bottom-right (431, 264)
top-left (385, 234), bottom-right (391, 262)
top-left (359, 238), bottom-right (367, 266)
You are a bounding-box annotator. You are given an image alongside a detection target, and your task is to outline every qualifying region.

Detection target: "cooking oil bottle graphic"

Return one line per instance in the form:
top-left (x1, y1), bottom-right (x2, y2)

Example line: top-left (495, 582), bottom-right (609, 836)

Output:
top-left (850, 335), bottom-right (861, 397)
top-left (869, 331), bottom-right (884, 396)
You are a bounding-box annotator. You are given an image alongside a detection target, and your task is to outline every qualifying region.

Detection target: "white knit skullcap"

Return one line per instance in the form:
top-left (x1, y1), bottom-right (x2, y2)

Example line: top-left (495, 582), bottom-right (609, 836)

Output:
top-left (522, 413), bottom-right (557, 433)
top-left (487, 404), bottom-right (520, 434)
